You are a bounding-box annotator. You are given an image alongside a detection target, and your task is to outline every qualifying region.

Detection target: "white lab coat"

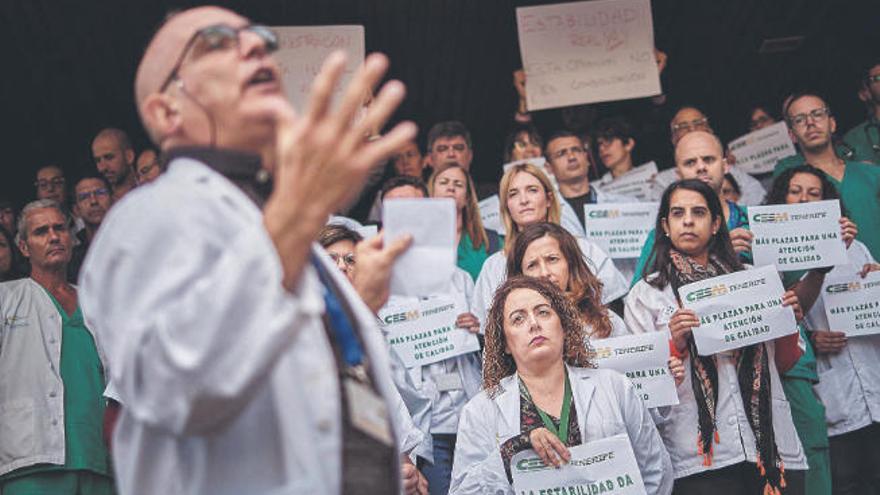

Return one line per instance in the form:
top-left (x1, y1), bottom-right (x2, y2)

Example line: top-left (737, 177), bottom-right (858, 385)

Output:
top-left (383, 267), bottom-right (483, 463)
top-left (471, 239), bottom-right (629, 334)
top-left (624, 274), bottom-right (807, 479)
top-left (653, 166), bottom-right (766, 206)
top-left (449, 366), bottom-right (673, 494)
top-left (78, 158), bottom-right (422, 495)
top-left (802, 240), bottom-right (880, 437)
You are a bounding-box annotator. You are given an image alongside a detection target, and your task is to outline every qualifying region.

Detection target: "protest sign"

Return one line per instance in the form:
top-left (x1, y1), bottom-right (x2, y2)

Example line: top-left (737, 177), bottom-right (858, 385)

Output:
top-left (593, 332), bottom-right (678, 407)
top-left (749, 200), bottom-right (847, 271)
top-left (583, 202), bottom-right (657, 259)
top-left (478, 195), bottom-right (506, 236)
top-left (597, 161), bottom-right (658, 200)
top-left (823, 271), bottom-right (880, 337)
top-left (380, 295), bottom-right (480, 368)
top-left (680, 265), bottom-right (798, 355)
top-left (511, 434), bottom-right (645, 495)
top-left (516, 0), bottom-right (661, 111)
top-left (727, 122), bottom-right (797, 175)
top-left (273, 25), bottom-right (365, 112)
top-left (384, 198), bottom-right (456, 296)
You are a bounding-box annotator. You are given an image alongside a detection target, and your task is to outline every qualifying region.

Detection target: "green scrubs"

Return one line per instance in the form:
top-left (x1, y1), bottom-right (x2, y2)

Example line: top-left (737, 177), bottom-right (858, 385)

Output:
top-left (457, 232), bottom-right (503, 281)
top-left (0, 293), bottom-right (114, 495)
top-left (842, 119), bottom-right (880, 164)
top-left (773, 159), bottom-right (880, 261)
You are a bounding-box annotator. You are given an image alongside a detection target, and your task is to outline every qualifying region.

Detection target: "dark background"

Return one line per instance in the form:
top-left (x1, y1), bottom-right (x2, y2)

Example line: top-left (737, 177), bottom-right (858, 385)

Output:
top-left (2, 0), bottom-right (878, 209)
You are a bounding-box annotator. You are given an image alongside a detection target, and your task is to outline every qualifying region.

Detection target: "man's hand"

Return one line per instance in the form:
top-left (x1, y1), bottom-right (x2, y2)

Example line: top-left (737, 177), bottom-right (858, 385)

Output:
top-left (264, 51), bottom-right (417, 290)
top-left (352, 232), bottom-right (412, 313)
top-left (401, 456), bottom-right (428, 495)
top-left (811, 331), bottom-right (847, 354)
top-left (729, 227), bottom-right (753, 255)
top-left (529, 427), bottom-right (571, 468)
top-left (456, 312), bottom-right (481, 334)
top-left (668, 308), bottom-right (699, 354)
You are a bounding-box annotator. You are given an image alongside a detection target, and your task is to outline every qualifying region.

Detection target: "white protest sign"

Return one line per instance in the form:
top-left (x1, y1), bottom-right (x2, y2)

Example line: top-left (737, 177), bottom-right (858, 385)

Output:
top-left (478, 195), bottom-right (506, 236)
top-left (823, 271), bottom-right (880, 337)
top-left (383, 198), bottom-right (456, 296)
top-left (511, 434), bottom-right (645, 495)
top-left (749, 200), bottom-right (847, 271)
top-left (727, 122), bottom-right (797, 176)
top-left (583, 203), bottom-right (657, 259)
top-left (380, 295), bottom-right (480, 368)
top-left (273, 26), bottom-right (365, 112)
top-left (355, 224), bottom-right (378, 239)
top-left (598, 161), bottom-right (658, 201)
top-left (680, 265), bottom-right (798, 355)
top-left (516, 0), bottom-right (661, 111)
top-left (593, 332), bottom-right (678, 408)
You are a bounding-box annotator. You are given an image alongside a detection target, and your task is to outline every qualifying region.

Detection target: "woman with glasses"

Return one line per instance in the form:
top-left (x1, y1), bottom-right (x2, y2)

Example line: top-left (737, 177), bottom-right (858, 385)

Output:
top-left (429, 164), bottom-right (502, 281)
top-left (624, 179), bottom-right (808, 494)
top-left (502, 124), bottom-right (544, 163)
top-left (450, 276), bottom-right (673, 494)
top-left (471, 163), bottom-right (628, 333)
top-left (766, 165), bottom-right (880, 495)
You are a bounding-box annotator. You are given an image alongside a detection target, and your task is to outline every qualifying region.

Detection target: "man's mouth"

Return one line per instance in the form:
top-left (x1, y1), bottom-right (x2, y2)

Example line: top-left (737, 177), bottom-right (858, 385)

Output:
top-left (246, 67), bottom-right (280, 90)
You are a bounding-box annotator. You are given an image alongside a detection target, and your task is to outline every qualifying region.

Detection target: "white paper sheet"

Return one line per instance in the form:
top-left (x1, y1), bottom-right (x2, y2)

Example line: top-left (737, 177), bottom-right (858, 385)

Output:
top-left (383, 198), bottom-right (456, 296)
top-left (823, 271), bottom-right (880, 337)
top-left (749, 200), bottom-right (847, 271)
top-left (597, 161), bottom-right (659, 201)
top-left (516, 0), bottom-right (661, 111)
top-left (727, 121), bottom-right (797, 175)
top-left (593, 331), bottom-right (678, 408)
top-left (583, 202), bottom-right (658, 258)
top-left (477, 194), bottom-right (506, 236)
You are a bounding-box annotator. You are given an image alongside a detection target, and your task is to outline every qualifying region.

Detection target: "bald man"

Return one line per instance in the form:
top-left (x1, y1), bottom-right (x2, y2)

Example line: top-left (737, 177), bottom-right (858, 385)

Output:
top-left (653, 106), bottom-right (766, 205)
top-left (630, 130), bottom-right (754, 284)
top-left (92, 128), bottom-right (137, 201)
top-left (78, 7), bottom-right (428, 495)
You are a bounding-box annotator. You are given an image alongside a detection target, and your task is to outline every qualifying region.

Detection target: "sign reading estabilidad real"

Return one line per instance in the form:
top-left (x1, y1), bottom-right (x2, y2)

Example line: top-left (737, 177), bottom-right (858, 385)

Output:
top-left (516, 0), bottom-right (661, 111)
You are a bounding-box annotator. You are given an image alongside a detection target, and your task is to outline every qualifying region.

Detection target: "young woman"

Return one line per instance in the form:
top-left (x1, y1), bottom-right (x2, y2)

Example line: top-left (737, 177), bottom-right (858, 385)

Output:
top-left (429, 164), bottom-right (501, 280)
top-left (450, 276), bottom-right (673, 494)
top-left (502, 124), bottom-right (544, 163)
top-left (471, 163), bottom-right (628, 332)
top-left (624, 179), bottom-right (808, 494)
top-left (767, 164), bottom-right (880, 494)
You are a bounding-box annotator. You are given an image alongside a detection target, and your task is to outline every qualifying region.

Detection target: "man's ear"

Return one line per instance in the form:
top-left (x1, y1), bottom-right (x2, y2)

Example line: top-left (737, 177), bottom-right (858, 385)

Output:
top-left (18, 238), bottom-right (30, 259)
top-left (140, 93), bottom-right (181, 145)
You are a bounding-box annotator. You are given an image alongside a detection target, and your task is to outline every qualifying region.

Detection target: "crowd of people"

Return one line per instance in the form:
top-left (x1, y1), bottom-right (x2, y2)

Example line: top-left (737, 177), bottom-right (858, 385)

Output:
top-left (1, 5), bottom-right (880, 495)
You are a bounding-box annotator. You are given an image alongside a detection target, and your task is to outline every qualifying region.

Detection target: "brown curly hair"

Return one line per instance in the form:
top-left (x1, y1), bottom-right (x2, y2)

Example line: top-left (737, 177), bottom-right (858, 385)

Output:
top-left (482, 276), bottom-right (595, 396)
top-left (506, 222), bottom-right (614, 339)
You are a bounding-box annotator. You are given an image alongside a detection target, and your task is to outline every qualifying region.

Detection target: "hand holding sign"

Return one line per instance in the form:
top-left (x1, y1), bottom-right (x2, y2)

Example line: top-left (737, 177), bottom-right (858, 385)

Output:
top-left (529, 428), bottom-right (572, 468)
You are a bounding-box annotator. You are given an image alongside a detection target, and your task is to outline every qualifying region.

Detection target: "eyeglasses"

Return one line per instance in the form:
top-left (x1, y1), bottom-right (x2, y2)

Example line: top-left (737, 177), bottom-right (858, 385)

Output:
top-left (671, 117), bottom-right (710, 133)
top-left (788, 107), bottom-right (830, 128)
top-left (434, 143), bottom-right (467, 154)
top-left (329, 252), bottom-right (356, 267)
top-left (34, 178), bottom-right (65, 190)
top-left (159, 24), bottom-right (279, 93)
top-left (551, 146), bottom-right (586, 160)
top-left (866, 74), bottom-right (880, 84)
top-left (76, 188), bottom-right (110, 203)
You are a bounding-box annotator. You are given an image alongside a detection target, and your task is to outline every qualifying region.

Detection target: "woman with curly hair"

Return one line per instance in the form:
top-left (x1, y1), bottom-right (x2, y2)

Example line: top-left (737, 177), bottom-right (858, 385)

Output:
top-left (450, 276), bottom-right (673, 494)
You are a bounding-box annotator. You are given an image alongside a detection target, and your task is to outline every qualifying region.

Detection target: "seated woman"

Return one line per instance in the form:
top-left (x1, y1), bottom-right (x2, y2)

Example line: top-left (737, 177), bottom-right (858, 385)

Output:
top-left (450, 276), bottom-right (673, 494)
top-left (767, 165), bottom-right (880, 494)
top-left (624, 179), bottom-right (808, 494)
top-left (472, 163), bottom-right (628, 331)
top-left (429, 164), bottom-right (502, 281)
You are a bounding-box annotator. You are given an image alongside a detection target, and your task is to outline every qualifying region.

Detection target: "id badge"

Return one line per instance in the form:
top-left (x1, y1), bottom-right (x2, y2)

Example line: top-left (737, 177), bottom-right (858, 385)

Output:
top-left (343, 377), bottom-right (393, 446)
top-left (434, 372), bottom-right (463, 392)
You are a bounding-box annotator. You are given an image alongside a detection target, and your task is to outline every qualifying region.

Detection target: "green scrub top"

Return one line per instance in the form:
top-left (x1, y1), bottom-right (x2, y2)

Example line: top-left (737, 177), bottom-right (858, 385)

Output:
top-left (773, 159), bottom-right (880, 261)
top-left (843, 119), bottom-right (880, 164)
top-left (457, 232), bottom-right (503, 281)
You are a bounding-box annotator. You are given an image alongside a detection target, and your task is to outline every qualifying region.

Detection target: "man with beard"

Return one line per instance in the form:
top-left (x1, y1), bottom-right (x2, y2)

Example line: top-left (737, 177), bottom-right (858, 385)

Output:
top-left (843, 59), bottom-right (880, 164)
top-left (91, 128), bottom-right (137, 201)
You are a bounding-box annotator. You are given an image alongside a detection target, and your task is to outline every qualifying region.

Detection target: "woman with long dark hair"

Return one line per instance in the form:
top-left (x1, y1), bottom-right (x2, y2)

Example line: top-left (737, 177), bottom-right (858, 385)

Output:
top-left (625, 179), bottom-right (808, 494)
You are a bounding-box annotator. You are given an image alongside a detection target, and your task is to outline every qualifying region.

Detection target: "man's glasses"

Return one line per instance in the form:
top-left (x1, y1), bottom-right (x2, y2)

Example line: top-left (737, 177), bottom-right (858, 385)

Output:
top-left (788, 108), bottom-right (830, 128)
top-left (866, 74), bottom-right (880, 84)
top-left (160, 24), bottom-right (279, 93)
top-left (76, 188), bottom-right (110, 203)
top-left (671, 117), bottom-right (710, 133)
top-left (551, 146), bottom-right (586, 160)
top-left (329, 253), bottom-right (356, 268)
top-left (35, 178), bottom-right (65, 190)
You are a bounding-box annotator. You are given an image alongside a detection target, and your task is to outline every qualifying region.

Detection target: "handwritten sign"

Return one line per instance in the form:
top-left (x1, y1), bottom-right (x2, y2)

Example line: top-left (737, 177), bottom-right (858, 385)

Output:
top-left (727, 122), bottom-right (797, 175)
top-left (516, 0), bottom-right (661, 111)
top-left (583, 203), bottom-right (657, 258)
top-left (273, 26), bottom-right (365, 112)
top-left (593, 332), bottom-right (678, 408)
top-left (380, 295), bottom-right (480, 368)
top-left (680, 265), bottom-right (798, 355)
top-left (478, 195), bottom-right (506, 236)
top-left (597, 161), bottom-right (658, 201)
top-left (511, 435), bottom-right (645, 495)
top-left (749, 200), bottom-right (847, 271)
top-left (823, 271), bottom-right (880, 337)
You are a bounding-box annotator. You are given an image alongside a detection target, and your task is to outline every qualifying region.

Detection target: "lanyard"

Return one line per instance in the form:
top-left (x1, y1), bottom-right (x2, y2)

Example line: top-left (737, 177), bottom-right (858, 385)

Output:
top-left (520, 372), bottom-right (573, 443)
top-left (311, 255), bottom-right (364, 367)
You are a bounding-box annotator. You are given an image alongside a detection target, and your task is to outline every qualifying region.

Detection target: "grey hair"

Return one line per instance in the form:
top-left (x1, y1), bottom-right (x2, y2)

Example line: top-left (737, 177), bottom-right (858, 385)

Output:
top-left (16, 199), bottom-right (68, 244)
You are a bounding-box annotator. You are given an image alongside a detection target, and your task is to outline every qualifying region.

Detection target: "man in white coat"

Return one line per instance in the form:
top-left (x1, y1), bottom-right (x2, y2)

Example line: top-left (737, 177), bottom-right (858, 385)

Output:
top-left (78, 6), bottom-right (425, 495)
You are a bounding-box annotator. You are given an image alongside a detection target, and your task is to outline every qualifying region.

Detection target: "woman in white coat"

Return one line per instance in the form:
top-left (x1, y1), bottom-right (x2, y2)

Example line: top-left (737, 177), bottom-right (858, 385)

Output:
top-left (450, 276), bottom-right (673, 495)
top-left (624, 179), bottom-right (808, 494)
top-left (471, 163), bottom-right (628, 332)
